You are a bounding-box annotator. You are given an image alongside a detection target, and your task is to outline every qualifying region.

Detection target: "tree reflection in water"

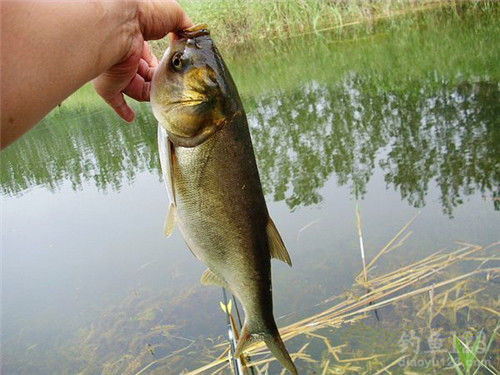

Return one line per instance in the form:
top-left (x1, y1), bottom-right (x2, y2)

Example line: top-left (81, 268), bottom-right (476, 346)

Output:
top-left (1, 76), bottom-right (498, 216)
top-left (249, 77), bottom-right (499, 215)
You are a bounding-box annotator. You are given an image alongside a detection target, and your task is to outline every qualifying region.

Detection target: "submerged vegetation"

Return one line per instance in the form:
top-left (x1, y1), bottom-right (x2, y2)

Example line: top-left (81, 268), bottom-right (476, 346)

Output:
top-left (449, 326), bottom-right (499, 375)
top-left (6, 214), bottom-right (496, 374)
top-left (3, 204), bottom-right (498, 374)
top-left (181, 216), bottom-right (499, 374)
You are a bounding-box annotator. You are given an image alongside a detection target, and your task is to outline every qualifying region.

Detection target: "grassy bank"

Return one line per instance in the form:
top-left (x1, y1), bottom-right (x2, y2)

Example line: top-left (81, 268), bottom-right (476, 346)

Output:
top-left (170, 0), bottom-right (494, 50)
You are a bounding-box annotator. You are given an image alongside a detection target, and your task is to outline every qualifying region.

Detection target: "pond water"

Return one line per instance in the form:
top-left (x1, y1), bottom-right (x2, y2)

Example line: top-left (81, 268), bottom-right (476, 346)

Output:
top-left (2, 5), bottom-right (499, 375)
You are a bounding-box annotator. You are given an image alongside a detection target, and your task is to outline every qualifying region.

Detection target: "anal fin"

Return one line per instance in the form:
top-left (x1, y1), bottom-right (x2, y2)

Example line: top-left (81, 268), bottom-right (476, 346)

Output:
top-left (200, 268), bottom-right (225, 286)
top-left (267, 218), bottom-right (292, 266)
top-left (234, 324), bottom-right (258, 357)
top-left (163, 203), bottom-right (176, 237)
top-left (235, 323), bottom-right (297, 375)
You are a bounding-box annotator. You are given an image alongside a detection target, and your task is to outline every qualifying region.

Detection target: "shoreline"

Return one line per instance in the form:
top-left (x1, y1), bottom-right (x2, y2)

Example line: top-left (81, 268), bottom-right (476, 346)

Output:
top-left (151, 0), bottom-right (496, 53)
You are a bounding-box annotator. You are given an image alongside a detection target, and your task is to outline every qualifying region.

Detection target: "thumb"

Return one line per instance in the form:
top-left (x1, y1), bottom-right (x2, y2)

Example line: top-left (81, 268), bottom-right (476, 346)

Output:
top-left (138, 0), bottom-right (193, 40)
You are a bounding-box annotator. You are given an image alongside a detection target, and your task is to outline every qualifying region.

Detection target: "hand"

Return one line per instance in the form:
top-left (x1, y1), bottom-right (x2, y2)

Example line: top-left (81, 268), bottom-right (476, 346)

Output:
top-left (93, 0), bottom-right (192, 122)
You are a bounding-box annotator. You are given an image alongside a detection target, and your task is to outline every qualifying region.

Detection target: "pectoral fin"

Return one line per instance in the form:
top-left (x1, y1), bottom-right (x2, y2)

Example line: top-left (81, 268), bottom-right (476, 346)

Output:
top-left (201, 268), bottom-right (225, 286)
top-left (163, 203), bottom-right (176, 237)
top-left (166, 137), bottom-right (176, 205)
top-left (267, 218), bottom-right (292, 266)
top-left (157, 125), bottom-right (176, 205)
top-left (158, 126), bottom-right (178, 237)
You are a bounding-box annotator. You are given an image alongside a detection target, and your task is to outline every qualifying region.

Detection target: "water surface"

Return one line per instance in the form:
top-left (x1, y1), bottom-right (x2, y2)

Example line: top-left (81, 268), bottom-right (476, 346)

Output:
top-left (2, 6), bottom-right (499, 374)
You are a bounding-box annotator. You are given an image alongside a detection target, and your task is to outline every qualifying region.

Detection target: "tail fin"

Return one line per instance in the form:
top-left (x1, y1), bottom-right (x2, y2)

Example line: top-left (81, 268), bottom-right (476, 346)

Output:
top-left (235, 323), bottom-right (298, 375)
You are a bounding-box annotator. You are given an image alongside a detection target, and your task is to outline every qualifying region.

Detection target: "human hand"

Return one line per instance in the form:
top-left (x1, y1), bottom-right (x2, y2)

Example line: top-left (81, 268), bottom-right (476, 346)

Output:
top-left (93, 0), bottom-right (192, 122)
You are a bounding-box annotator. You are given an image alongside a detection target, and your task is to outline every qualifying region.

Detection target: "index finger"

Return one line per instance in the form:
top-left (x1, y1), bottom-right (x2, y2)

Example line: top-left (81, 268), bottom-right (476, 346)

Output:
top-left (141, 41), bottom-right (158, 67)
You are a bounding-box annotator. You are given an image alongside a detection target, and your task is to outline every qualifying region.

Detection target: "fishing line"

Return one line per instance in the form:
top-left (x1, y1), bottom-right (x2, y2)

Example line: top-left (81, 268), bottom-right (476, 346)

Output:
top-left (222, 288), bottom-right (241, 375)
top-left (231, 294), bottom-right (256, 375)
top-left (232, 294), bottom-right (243, 328)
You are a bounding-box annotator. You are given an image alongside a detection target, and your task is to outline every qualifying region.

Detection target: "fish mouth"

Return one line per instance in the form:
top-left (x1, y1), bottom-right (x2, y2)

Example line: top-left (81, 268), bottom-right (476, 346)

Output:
top-left (179, 24), bottom-right (210, 39)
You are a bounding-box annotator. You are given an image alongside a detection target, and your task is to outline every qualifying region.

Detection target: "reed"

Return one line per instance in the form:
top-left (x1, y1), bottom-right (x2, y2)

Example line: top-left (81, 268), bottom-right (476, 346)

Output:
top-left (177, 215), bottom-right (499, 374)
top-left (161, 0), bottom-right (498, 51)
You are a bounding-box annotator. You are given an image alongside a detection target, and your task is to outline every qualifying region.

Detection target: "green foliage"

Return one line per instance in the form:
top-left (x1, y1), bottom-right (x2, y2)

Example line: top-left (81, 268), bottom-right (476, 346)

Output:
top-left (449, 324), bottom-right (499, 375)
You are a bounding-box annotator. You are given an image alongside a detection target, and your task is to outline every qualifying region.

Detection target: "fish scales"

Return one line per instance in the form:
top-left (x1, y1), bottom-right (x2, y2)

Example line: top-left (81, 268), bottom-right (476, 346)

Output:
top-left (151, 24), bottom-right (297, 374)
top-left (174, 112), bottom-right (272, 306)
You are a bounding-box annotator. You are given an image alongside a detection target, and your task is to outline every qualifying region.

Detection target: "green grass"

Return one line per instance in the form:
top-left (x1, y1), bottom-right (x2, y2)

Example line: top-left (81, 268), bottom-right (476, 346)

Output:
top-left (225, 4), bottom-right (499, 100)
top-left (167, 0), bottom-right (496, 51)
top-left (177, 0), bottom-right (428, 46)
top-left (61, 2), bottom-right (500, 114)
top-left (449, 324), bottom-right (499, 374)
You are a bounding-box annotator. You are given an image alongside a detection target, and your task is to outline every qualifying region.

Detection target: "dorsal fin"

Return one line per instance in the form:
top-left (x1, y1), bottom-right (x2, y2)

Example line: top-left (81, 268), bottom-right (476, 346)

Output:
top-left (267, 218), bottom-right (292, 266)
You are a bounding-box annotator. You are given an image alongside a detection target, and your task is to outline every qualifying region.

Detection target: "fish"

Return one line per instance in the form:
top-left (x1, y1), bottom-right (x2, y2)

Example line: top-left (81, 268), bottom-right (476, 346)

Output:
top-left (150, 24), bottom-right (297, 374)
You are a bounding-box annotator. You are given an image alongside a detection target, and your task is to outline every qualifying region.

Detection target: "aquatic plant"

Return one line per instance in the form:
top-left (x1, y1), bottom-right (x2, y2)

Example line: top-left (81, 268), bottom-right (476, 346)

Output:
top-left (449, 324), bottom-right (499, 375)
top-left (178, 213), bottom-right (499, 374)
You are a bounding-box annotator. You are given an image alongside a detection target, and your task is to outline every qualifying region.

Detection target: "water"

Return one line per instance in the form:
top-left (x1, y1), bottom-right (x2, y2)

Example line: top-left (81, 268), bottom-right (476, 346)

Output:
top-left (2, 6), bottom-right (499, 375)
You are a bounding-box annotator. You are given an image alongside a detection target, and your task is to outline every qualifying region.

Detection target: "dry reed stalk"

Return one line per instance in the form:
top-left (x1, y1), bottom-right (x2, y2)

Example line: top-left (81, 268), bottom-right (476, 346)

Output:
top-left (373, 354), bottom-right (408, 375)
top-left (355, 203), bottom-right (368, 285)
top-left (362, 243), bottom-right (481, 288)
top-left (477, 306), bottom-right (500, 316)
top-left (355, 212), bottom-right (420, 282)
top-left (237, 254), bottom-right (497, 371)
top-left (428, 287), bottom-right (434, 328)
top-left (363, 248), bottom-right (445, 283)
top-left (415, 281), bottom-right (465, 318)
top-left (245, 343), bottom-right (315, 369)
top-left (184, 231), bottom-right (498, 374)
top-left (342, 268), bottom-right (498, 321)
top-left (321, 359), bottom-right (330, 375)
top-left (211, 363), bottom-right (228, 375)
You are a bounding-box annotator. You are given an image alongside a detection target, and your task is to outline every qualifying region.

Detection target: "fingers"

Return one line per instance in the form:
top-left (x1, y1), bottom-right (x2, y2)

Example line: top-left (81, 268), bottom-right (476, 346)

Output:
top-left (175, 2), bottom-right (193, 30)
top-left (137, 58), bottom-right (154, 82)
top-left (106, 92), bottom-right (135, 122)
top-left (128, 43), bottom-right (156, 101)
top-left (141, 41), bottom-right (158, 68)
top-left (123, 73), bottom-right (150, 102)
top-left (93, 23), bottom-right (167, 122)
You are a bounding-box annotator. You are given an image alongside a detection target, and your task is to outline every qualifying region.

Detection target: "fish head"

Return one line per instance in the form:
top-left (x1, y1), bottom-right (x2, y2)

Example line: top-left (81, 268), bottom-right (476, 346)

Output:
top-left (151, 24), bottom-right (241, 147)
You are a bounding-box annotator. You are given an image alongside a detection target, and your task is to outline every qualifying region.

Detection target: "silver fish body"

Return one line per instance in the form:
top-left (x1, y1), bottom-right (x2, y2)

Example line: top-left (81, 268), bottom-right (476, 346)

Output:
top-left (153, 25), bottom-right (297, 374)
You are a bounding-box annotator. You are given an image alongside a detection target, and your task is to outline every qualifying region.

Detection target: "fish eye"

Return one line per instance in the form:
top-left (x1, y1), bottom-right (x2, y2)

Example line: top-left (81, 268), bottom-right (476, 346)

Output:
top-left (171, 52), bottom-right (183, 71)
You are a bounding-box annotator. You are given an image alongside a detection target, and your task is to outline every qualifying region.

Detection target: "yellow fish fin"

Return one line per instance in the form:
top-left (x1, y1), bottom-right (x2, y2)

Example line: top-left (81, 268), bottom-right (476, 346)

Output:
top-left (201, 268), bottom-right (225, 286)
top-left (267, 218), bottom-right (292, 266)
top-left (219, 299), bottom-right (232, 313)
top-left (163, 203), bottom-right (176, 237)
